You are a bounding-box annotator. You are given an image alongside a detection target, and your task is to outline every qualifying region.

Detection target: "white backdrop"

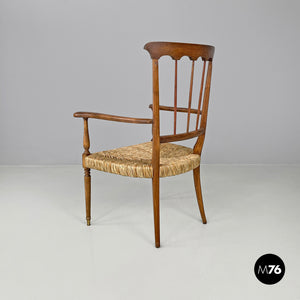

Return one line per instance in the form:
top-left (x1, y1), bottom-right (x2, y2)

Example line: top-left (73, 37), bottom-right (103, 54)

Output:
top-left (1, 0), bottom-right (299, 164)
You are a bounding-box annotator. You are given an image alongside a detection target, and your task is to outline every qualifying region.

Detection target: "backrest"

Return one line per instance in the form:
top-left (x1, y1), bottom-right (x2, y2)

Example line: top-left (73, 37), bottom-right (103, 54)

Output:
top-left (144, 42), bottom-right (215, 153)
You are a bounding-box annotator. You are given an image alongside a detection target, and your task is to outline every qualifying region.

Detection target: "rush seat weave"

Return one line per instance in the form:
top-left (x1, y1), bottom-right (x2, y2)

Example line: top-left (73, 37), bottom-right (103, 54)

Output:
top-left (85, 142), bottom-right (200, 178)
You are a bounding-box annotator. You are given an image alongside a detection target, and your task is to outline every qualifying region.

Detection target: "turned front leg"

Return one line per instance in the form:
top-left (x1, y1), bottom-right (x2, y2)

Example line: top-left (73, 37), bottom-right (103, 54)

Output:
top-left (82, 118), bottom-right (91, 226)
top-left (84, 168), bottom-right (91, 226)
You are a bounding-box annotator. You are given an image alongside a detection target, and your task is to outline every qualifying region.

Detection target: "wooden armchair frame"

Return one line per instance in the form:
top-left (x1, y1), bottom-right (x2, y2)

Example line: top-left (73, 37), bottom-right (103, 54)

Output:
top-left (74, 41), bottom-right (215, 248)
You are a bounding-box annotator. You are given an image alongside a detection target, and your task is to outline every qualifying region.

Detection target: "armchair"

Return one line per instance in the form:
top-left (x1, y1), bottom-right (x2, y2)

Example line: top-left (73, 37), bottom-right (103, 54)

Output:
top-left (74, 41), bottom-right (215, 248)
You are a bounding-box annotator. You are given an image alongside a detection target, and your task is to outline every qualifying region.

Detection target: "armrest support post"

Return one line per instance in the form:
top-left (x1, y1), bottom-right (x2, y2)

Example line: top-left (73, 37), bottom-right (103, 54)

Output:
top-left (82, 118), bottom-right (90, 167)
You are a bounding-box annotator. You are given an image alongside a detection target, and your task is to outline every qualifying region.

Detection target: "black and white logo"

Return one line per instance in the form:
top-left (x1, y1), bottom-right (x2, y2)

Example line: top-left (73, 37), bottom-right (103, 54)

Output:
top-left (254, 254), bottom-right (285, 285)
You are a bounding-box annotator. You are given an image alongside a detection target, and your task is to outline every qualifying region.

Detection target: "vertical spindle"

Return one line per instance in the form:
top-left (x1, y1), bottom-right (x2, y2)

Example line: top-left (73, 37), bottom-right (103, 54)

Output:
top-left (186, 60), bottom-right (195, 132)
top-left (174, 60), bottom-right (178, 134)
top-left (196, 60), bottom-right (206, 130)
top-left (199, 61), bottom-right (213, 131)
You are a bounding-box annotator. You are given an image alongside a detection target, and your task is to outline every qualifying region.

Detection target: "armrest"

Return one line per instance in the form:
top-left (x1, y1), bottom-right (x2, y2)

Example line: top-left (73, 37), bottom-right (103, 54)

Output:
top-left (73, 112), bottom-right (153, 124)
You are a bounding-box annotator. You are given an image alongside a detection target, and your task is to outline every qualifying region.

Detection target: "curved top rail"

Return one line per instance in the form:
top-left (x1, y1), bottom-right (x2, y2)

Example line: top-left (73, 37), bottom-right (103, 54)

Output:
top-left (144, 41), bottom-right (215, 61)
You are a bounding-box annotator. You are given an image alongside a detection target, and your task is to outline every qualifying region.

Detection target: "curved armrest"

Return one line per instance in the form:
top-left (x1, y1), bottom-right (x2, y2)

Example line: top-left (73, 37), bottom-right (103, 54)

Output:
top-left (74, 112), bottom-right (153, 124)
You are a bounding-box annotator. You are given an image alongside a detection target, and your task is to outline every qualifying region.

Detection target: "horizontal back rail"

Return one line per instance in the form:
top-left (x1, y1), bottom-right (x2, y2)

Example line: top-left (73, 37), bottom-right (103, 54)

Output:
top-left (144, 41), bottom-right (214, 61)
top-left (149, 104), bottom-right (200, 115)
top-left (160, 128), bottom-right (205, 143)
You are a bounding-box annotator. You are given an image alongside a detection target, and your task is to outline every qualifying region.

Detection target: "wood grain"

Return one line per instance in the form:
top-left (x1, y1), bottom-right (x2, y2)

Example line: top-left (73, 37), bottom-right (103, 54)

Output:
top-left (152, 59), bottom-right (160, 248)
top-left (186, 61), bottom-right (195, 132)
top-left (160, 128), bottom-right (205, 143)
top-left (196, 60), bottom-right (206, 130)
top-left (74, 112), bottom-right (152, 124)
top-left (149, 104), bottom-right (199, 114)
top-left (74, 41), bottom-right (215, 247)
top-left (174, 60), bottom-right (178, 134)
top-left (193, 166), bottom-right (207, 224)
top-left (82, 118), bottom-right (91, 226)
top-left (144, 41), bottom-right (214, 61)
top-left (84, 168), bottom-right (91, 226)
top-left (82, 118), bottom-right (90, 168)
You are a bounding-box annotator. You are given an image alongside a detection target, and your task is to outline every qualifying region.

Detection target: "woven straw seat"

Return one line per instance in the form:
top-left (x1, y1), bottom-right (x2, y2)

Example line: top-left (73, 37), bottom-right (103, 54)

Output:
top-left (85, 142), bottom-right (200, 178)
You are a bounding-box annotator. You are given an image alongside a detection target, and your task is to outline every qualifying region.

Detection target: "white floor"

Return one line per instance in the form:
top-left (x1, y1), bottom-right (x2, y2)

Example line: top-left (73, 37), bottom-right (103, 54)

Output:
top-left (0, 165), bottom-right (299, 300)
